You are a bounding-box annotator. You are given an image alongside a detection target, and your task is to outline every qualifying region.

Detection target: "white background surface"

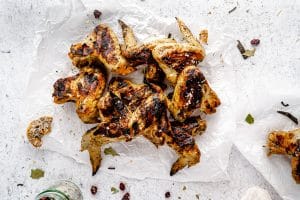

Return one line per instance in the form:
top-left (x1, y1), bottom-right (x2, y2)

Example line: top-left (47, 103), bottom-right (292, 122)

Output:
top-left (1, 0), bottom-right (299, 199)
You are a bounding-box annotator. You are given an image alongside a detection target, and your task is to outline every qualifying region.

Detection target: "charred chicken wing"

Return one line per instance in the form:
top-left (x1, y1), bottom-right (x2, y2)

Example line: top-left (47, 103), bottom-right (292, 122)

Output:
top-left (267, 128), bottom-right (300, 183)
top-left (69, 24), bottom-right (135, 75)
top-left (53, 67), bottom-right (106, 123)
top-left (167, 66), bottom-right (220, 121)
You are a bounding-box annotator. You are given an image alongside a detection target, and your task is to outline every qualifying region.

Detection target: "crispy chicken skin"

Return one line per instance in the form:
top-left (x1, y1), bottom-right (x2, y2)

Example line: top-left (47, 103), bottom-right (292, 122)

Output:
top-left (69, 24), bottom-right (135, 75)
top-left (267, 128), bottom-right (300, 183)
top-left (53, 67), bottom-right (106, 123)
top-left (167, 66), bottom-right (221, 122)
top-left (152, 18), bottom-right (206, 85)
top-left (81, 78), bottom-right (207, 175)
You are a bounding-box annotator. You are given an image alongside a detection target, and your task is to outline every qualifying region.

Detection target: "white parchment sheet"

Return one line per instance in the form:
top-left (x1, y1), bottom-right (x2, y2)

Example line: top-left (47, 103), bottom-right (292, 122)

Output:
top-left (21, 0), bottom-right (300, 198)
top-left (22, 0), bottom-right (234, 182)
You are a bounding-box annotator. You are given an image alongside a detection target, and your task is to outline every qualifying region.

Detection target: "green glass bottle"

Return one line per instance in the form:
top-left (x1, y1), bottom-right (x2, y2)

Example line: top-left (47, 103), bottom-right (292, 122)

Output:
top-left (35, 180), bottom-right (83, 200)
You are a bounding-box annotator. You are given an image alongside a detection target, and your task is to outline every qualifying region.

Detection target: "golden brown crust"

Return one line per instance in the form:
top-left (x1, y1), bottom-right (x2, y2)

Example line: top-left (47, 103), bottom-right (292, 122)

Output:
top-left (167, 66), bottom-right (220, 122)
top-left (69, 24), bottom-right (136, 75)
top-left (267, 128), bottom-right (300, 183)
top-left (27, 116), bottom-right (53, 147)
top-left (53, 67), bottom-right (106, 123)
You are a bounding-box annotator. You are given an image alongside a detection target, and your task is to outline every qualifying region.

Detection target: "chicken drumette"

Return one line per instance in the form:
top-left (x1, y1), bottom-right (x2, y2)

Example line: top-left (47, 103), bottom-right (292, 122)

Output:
top-left (81, 78), bottom-right (206, 175)
top-left (53, 66), bottom-right (106, 123)
top-left (267, 128), bottom-right (300, 183)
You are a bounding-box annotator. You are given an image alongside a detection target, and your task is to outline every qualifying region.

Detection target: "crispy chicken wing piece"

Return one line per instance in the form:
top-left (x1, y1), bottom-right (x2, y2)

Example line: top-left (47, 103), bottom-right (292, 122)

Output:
top-left (167, 66), bottom-right (220, 121)
top-left (143, 63), bottom-right (167, 89)
top-left (118, 20), bottom-right (171, 89)
top-left (69, 24), bottom-right (135, 75)
top-left (53, 67), bottom-right (106, 123)
top-left (152, 18), bottom-right (206, 85)
top-left (267, 128), bottom-right (300, 183)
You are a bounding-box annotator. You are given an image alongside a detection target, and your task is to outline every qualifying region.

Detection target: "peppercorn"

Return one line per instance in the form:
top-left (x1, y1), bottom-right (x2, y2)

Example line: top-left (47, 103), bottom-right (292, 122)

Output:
top-left (90, 185), bottom-right (98, 195)
top-left (250, 39), bottom-right (260, 46)
top-left (122, 192), bottom-right (130, 200)
top-left (119, 182), bottom-right (126, 191)
top-left (165, 191), bottom-right (171, 198)
top-left (93, 10), bottom-right (102, 19)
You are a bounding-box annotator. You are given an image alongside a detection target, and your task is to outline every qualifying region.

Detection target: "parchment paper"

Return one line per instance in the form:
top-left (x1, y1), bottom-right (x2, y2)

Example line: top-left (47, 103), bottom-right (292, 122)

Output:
top-left (23, 0), bottom-right (236, 182)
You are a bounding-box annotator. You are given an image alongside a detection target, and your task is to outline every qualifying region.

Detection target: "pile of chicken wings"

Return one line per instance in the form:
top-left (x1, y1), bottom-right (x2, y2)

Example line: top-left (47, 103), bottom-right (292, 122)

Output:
top-left (52, 18), bottom-right (220, 176)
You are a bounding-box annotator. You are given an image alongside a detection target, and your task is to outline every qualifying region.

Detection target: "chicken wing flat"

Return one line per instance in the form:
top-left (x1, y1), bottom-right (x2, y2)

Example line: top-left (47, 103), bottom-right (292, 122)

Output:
top-left (267, 128), bottom-right (300, 183)
top-left (167, 65), bottom-right (220, 122)
top-left (53, 67), bottom-right (106, 123)
top-left (69, 24), bottom-right (135, 75)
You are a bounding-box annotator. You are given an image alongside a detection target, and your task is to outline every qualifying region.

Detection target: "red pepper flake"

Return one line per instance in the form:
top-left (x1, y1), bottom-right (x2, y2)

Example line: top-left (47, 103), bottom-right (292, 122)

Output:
top-left (90, 185), bottom-right (98, 195)
top-left (93, 10), bottom-right (102, 19)
top-left (122, 192), bottom-right (130, 200)
top-left (250, 39), bottom-right (260, 46)
top-left (165, 191), bottom-right (171, 198)
top-left (119, 182), bottom-right (126, 191)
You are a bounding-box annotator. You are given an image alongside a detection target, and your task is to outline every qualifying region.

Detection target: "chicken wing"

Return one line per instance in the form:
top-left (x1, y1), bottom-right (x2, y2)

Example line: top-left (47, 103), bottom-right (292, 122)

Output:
top-left (69, 24), bottom-right (135, 75)
top-left (53, 67), bottom-right (106, 123)
top-left (267, 128), bottom-right (300, 183)
top-left (152, 18), bottom-right (206, 85)
top-left (167, 65), bottom-right (220, 121)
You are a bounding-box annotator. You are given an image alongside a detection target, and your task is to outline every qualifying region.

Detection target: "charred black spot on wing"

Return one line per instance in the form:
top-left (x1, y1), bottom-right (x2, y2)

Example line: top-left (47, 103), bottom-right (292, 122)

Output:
top-left (162, 52), bottom-right (200, 73)
top-left (110, 92), bottom-right (128, 117)
top-left (181, 68), bottom-right (205, 109)
top-left (53, 78), bottom-right (67, 98)
top-left (109, 77), bottom-right (128, 89)
top-left (171, 126), bottom-right (195, 147)
top-left (94, 26), bottom-right (118, 64)
top-left (125, 47), bottom-right (152, 66)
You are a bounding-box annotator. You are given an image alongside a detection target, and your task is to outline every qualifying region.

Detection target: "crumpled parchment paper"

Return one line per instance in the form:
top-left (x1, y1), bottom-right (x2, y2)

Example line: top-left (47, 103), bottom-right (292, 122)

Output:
top-left (22, 0), bottom-right (235, 182)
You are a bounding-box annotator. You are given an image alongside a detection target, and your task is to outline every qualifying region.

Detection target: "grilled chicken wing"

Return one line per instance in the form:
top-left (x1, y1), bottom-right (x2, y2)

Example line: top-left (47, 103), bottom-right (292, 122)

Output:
top-left (82, 77), bottom-right (206, 175)
top-left (152, 18), bottom-right (206, 85)
top-left (167, 66), bottom-right (220, 121)
top-left (53, 67), bottom-right (106, 123)
top-left (69, 24), bottom-right (135, 75)
top-left (267, 128), bottom-right (300, 183)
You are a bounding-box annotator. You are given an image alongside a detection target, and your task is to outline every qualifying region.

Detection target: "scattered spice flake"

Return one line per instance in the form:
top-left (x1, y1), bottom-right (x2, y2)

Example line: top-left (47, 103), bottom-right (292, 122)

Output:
top-left (281, 101), bottom-right (289, 107)
top-left (108, 166), bottom-right (116, 170)
top-left (17, 183), bottom-right (24, 187)
top-left (237, 40), bottom-right (248, 59)
top-left (30, 169), bottom-right (44, 179)
top-left (277, 111), bottom-right (298, 125)
top-left (242, 48), bottom-right (256, 58)
top-left (168, 33), bottom-right (172, 38)
top-left (182, 186), bottom-right (186, 190)
top-left (90, 185), bottom-right (98, 195)
top-left (228, 6), bottom-right (237, 14)
top-left (250, 39), bottom-right (260, 46)
top-left (199, 29), bottom-right (208, 44)
top-left (1, 50), bottom-right (11, 53)
top-left (178, 197), bottom-right (181, 199)
top-left (165, 191), bottom-right (171, 198)
top-left (93, 10), bottom-right (102, 19)
top-left (245, 114), bottom-right (254, 124)
top-left (111, 187), bottom-right (119, 194)
top-left (104, 147), bottom-right (119, 156)
top-left (122, 192), bottom-right (130, 200)
top-left (119, 182), bottom-right (126, 191)
top-left (196, 194), bottom-right (200, 199)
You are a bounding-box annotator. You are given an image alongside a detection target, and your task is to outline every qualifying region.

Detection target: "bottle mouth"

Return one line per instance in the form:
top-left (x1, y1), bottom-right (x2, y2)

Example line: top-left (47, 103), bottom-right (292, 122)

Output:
top-left (36, 189), bottom-right (70, 200)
